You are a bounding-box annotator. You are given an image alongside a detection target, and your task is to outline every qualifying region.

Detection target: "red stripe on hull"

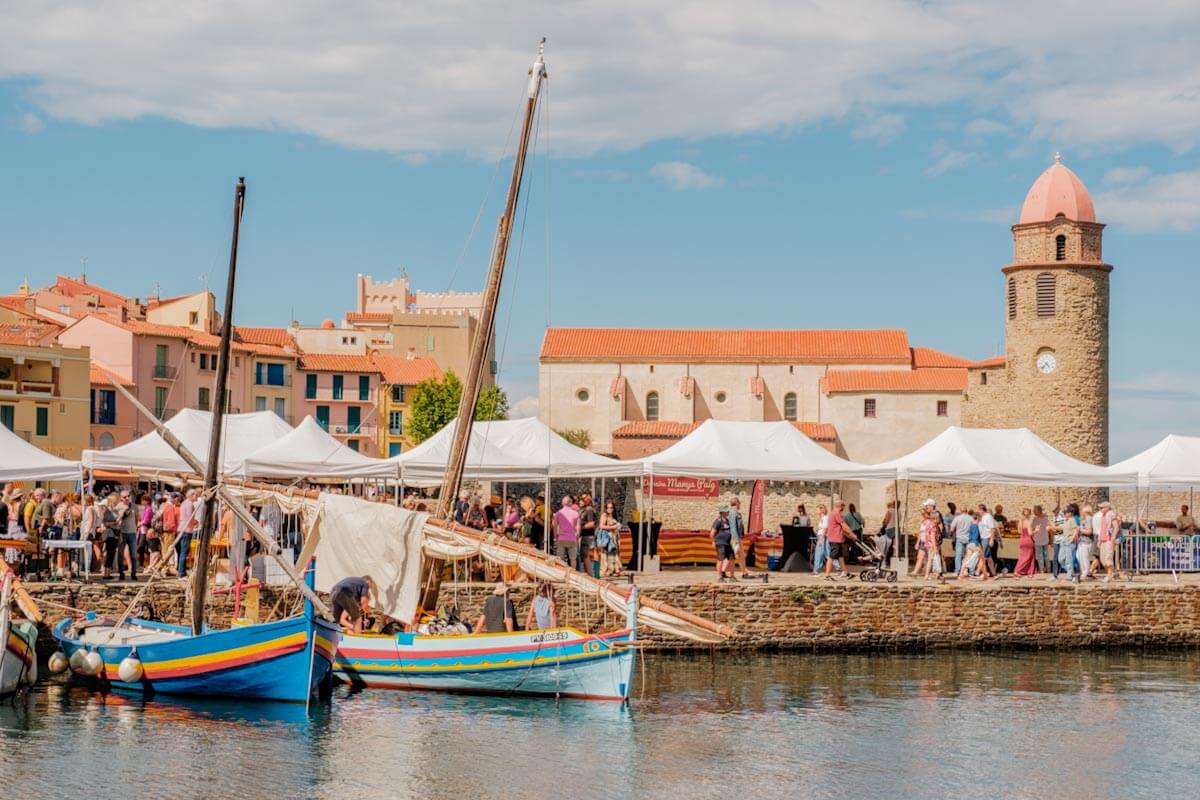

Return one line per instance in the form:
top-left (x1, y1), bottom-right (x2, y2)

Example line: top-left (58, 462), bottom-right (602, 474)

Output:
top-left (147, 642), bottom-right (306, 680)
top-left (337, 630), bottom-right (632, 661)
top-left (351, 680), bottom-right (626, 702)
top-left (5, 641), bottom-right (33, 668)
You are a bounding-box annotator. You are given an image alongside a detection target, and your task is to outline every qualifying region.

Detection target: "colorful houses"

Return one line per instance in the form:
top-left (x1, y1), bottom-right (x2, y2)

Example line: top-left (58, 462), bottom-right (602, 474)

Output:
top-left (372, 352), bottom-right (442, 456)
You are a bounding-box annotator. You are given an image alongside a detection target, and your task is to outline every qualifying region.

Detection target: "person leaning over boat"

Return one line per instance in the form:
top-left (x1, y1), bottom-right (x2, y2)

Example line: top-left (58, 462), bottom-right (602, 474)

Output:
top-left (330, 575), bottom-right (376, 633)
top-left (475, 582), bottom-right (517, 633)
top-left (524, 583), bottom-right (557, 631)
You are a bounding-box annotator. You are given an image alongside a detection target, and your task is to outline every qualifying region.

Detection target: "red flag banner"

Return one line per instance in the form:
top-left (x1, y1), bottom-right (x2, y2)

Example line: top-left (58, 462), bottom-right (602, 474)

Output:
top-left (642, 476), bottom-right (720, 498)
top-left (748, 479), bottom-right (765, 537)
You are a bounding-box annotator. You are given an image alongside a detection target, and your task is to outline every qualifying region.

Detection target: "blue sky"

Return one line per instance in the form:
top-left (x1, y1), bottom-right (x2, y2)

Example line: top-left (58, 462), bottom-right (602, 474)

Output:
top-left (1, 2), bottom-right (1198, 458)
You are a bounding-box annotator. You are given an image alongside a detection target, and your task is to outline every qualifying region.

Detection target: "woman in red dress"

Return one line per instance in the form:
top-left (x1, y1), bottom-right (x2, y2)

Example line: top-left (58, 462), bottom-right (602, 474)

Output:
top-left (1014, 507), bottom-right (1037, 576)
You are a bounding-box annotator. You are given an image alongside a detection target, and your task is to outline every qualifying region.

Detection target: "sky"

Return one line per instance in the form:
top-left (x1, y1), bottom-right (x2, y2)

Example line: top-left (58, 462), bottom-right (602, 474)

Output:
top-left (1, 1), bottom-right (1198, 458)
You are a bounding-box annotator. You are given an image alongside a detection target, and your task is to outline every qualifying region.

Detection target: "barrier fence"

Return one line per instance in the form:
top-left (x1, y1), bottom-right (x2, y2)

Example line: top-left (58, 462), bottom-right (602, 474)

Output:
top-left (1121, 533), bottom-right (1200, 573)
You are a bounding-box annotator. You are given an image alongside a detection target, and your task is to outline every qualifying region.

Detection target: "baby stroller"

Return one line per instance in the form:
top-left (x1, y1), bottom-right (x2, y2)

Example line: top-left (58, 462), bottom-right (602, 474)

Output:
top-left (854, 535), bottom-right (897, 582)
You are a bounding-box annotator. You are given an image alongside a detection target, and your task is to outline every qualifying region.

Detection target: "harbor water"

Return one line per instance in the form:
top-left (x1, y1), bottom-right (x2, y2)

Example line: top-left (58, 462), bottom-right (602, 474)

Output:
top-left (3, 650), bottom-right (1197, 799)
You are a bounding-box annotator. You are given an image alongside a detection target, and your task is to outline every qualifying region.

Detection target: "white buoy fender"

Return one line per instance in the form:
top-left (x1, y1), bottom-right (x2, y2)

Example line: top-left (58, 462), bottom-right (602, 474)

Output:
top-left (68, 649), bottom-right (87, 673)
top-left (48, 651), bottom-right (69, 674)
top-left (117, 656), bottom-right (143, 683)
top-left (82, 650), bottom-right (104, 677)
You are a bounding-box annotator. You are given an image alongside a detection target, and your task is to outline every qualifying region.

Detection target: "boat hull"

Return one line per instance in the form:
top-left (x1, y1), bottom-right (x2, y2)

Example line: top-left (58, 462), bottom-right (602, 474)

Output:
top-left (1, 620), bottom-right (37, 696)
top-left (52, 615), bottom-right (339, 703)
top-left (335, 627), bottom-right (636, 702)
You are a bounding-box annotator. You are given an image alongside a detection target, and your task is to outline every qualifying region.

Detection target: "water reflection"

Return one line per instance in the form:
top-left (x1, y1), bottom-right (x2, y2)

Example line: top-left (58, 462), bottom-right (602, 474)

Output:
top-left (1, 651), bottom-right (1198, 799)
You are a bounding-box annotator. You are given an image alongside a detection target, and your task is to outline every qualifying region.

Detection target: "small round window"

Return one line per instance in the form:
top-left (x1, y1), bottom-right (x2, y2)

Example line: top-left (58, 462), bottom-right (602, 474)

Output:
top-left (714, 391), bottom-right (727, 404)
top-left (575, 388), bottom-right (590, 403)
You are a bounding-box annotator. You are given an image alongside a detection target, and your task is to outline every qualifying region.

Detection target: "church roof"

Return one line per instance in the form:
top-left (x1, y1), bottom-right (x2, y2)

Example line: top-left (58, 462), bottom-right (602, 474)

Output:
top-left (823, 368), bottom-right (967, 394)
top-left (1019, 155), bottom-right (1096, 224)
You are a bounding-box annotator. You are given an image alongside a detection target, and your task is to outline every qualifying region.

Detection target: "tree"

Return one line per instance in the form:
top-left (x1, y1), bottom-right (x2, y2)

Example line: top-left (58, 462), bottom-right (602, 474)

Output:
top-left (555, 428), bottom-right (591, 450)
top-left (407, 370), bottom-right (510, 444)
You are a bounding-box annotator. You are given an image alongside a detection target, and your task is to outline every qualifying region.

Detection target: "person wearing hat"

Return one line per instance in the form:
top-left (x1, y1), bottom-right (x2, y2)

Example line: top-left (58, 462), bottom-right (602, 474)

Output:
top-left (1094, 501), bottom-right (1119, 582)
top-left (475, 582), bottom-right (517, 633)
top-left (711, 505), bottom-right (735, 582)
top-left (3, 487), bottom-right (26, 564)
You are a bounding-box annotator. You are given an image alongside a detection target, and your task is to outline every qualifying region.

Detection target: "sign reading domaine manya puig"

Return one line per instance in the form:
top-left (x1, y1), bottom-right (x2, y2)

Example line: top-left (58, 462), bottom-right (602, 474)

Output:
top-left (642, 476), bottom-right (720, 498)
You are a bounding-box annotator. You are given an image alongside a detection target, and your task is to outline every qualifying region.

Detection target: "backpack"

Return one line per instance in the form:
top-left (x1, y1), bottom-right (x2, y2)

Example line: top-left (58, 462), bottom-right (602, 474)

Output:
top-left (152, 504), bottom-right (166, 534)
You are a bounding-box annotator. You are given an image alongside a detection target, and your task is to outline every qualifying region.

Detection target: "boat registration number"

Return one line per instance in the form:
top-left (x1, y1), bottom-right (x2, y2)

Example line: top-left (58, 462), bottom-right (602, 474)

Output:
top-left (529, 631), bottom-right (570, 643)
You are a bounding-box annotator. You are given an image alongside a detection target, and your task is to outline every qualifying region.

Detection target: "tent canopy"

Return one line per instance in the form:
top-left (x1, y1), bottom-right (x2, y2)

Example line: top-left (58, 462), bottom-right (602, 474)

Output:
top-left (0, 424), bottom-right (80, 482)
top-left (638, 419), bottom-right (895, 481)
top-left (81, 408), bottom-right (293, 476)
top-left (1107, 434), bottom-right (1200, 487)
top-left (396, 417), bottom-right (641, 484)
top-left (233, 415), bottom-right (398, 480)
top-left (879, 426), bottom-right (1137, 487)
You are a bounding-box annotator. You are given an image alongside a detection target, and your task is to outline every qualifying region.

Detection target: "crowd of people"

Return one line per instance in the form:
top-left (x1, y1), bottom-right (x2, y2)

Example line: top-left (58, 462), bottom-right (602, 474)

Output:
top-left (1, 481), bottom-right (288, 582)
top-left (418, 490), bottom-right (625, 578)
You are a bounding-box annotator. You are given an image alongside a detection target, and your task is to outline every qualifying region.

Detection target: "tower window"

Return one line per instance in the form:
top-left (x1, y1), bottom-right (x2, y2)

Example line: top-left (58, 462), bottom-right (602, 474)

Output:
top-left (937, 400), bottom-right (948, 417)
top-left (1055, 234), bottom-right (1066, 261)
top-left (981, 372), bottom-right (988, 386)
top-left (863, 398), bottom-right (877, 418)
top-left (783, 392), bottom-right (797, 421)
top-left (645, 391), bottom-right (659, 421)
top-left (1007, 277), bottom-right (1017, 320)
top-left (1036, 272), bottom-right (1056, 317)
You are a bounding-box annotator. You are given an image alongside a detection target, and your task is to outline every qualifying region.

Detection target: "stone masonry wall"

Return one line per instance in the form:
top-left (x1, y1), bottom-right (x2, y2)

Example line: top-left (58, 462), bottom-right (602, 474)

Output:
top-left (26, 580), bottom-right (1200, 655)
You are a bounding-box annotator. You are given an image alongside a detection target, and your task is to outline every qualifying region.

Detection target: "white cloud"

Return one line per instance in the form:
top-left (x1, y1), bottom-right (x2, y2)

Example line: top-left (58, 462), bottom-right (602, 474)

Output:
top-left (650, 161), bottom-right (722, 190)
top-left (964, 118), bottom-right (1006, 136)
top-left (509, 394), bottom-right (540, 419)
top-left (925, 149), bottom-right (971, 177)
top-left (1095, 170), bottom-right (1200, 232)
top-left (1112, 371), bottom-right (1200, 458)
top-left (15, 110), bottom-right (43, 133)
top-left (1102, 166), bottom-right (1150, 185)
top-left (0, 3), bottom-right (1199, 156)
top-left (851, 112), bottom-right (905, 143)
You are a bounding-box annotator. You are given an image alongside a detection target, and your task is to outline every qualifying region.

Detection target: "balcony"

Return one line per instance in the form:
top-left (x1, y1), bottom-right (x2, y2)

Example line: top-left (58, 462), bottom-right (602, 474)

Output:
top-left (306, 390), bottom-right (376, 403)
top-left (330, 424), bottom-right (376, 437)
top-left (153, 365), bottom-right (176, 380)
top-left (0, 378), bottom-right (57, 397)
top-left (254, 374), bottom-right (292, 388)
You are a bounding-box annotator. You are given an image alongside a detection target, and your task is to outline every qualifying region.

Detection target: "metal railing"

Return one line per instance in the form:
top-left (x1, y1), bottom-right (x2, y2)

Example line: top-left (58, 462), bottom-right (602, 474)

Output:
top-left (254, 373), bottom-right (292, 387)
top-left (153, 365), bottom-right (176, 379)
top-left (1121, 533), bottom-right (1200, 573)
top-left (331, 424), bottom-right (376, 437)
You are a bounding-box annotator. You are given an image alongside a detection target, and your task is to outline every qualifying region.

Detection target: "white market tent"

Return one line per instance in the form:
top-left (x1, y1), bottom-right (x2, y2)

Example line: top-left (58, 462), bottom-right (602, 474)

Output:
top-left (879, 426), bottom-right (1137, 487)
top-left (232, 415), bottom-right (398, 480)
top-left (637, 419), bottom-right (896, 481)
top-left (1106, 434), bottom-right (1200, 487)
top-left (81, 408), bottom-right (294, 477)
top-left (0, 423), bottom-right (81, 482)
top-left (395, 417), bottom-right (642, 485)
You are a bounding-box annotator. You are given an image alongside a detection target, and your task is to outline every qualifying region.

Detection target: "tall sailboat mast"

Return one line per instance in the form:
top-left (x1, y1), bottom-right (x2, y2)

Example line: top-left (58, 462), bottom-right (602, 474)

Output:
top-left (435, 40), bottom-right (547, 517)
top-left (191, 177), bottom-right (247, 635)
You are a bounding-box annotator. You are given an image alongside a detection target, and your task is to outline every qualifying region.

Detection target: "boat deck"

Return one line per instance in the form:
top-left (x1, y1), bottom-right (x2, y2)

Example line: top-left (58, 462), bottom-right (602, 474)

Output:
top-left (78, 623), bottom-right (187, 647)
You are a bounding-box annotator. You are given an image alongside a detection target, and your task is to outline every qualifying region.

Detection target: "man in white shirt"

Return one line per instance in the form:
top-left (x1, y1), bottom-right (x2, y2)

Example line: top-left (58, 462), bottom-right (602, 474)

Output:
top-left (977, 504), bottom-right (997, 578)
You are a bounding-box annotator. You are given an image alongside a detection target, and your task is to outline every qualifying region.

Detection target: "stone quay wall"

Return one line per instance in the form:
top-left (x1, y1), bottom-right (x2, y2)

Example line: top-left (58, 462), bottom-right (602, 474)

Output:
top-left (24, 580), bottom-right (1200, 656)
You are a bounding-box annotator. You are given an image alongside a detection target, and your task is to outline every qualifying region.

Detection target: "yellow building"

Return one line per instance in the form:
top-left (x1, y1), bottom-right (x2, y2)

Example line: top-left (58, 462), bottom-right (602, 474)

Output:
top-left (0, 323), bottom-right (91, 472)
top-left (371, 353), bottom-right (441, 457)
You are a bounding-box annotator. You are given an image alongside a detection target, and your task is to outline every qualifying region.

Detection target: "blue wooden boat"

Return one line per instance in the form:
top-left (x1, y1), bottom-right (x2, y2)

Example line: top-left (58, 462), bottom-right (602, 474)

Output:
top-left (51, 590), bottom-right (338, 703)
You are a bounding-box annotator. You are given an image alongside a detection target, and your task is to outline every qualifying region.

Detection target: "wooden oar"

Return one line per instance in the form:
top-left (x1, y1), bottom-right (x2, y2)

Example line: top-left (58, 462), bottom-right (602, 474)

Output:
top-left (1, 561), bottom-right (43, 623)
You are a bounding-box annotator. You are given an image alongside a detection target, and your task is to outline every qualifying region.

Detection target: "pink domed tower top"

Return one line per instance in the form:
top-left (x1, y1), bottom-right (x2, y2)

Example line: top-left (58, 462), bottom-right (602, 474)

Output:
top-left (1018, 153), bottom-right (1096, 224)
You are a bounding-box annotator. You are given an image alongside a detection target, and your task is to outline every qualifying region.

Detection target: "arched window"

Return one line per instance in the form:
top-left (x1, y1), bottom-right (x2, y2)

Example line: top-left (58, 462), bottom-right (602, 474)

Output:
top-left (645, 391), bottom-right (659, 421)
top-left (1055, 234), bottom-right (1066, 261)
top-left (1007, 277), bottom-right (1017, 320)
top-left (1036, 272), bottom-right (1056, 317)
top-left (783, 392), bottom-right (798, 421)
top-left (99, 432), bottom-right (114, 450)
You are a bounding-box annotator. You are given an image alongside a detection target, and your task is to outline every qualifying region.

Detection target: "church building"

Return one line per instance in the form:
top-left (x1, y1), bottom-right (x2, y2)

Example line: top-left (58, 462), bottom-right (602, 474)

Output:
top-left (537, 157), bottom-right (1110, 519)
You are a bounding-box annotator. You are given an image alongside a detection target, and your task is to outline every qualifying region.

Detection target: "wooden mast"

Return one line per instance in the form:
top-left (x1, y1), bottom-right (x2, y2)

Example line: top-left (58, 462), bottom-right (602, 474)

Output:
top-left (434, 39), bottom-right (547, 518)
top-left (190, 177), bottom-right (246, 635)
top-left (420, 39), bottom-right (547, 614)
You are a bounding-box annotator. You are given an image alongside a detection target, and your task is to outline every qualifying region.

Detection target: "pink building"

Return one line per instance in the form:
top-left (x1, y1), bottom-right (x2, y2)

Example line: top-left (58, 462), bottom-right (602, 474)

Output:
top-left (294, 353), bottom-right (381, 453)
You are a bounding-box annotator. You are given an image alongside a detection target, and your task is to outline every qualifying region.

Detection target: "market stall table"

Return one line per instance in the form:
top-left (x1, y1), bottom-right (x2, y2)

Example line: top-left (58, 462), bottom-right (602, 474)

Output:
top-left (44, 540), bottom-right (91, 579)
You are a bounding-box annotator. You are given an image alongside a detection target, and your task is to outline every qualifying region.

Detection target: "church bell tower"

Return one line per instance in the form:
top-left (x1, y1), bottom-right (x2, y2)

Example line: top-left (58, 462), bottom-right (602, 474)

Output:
top-left (1003, 154), bottom-right (1111, 464)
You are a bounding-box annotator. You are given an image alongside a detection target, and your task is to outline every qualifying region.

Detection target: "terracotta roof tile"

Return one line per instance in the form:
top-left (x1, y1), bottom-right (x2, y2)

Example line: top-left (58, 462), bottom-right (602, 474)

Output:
top-left (612, 419), bottom-right (838, 443)
top-left (0, 322), bottom-right (60, 346)
top-left (370, 353), bottom-right (441, 385)
top-left (970, 356), bottom-right (1007, 369)
top-left (0, 296), bottom-right (65, 327)
top-left (97, 316), bottom-right (293, 357)
top-left (235, 326), bottom-right (294, 348)
top-left (793, 422), bottom-right (838, 442)
top-left (90, 362), bottom-right (135, 387)
top-left (910, 346), bottom-right (973, 369)
top-left (612, 421), bottom-right (701, 438)
top-left (823, 368), bottom-right (967, 394)
top-left (298, 353), bottom-right (378, 372)
top-left (346, 311), bottom-right (392, 323)
top-left (53, 275), bottom-right (129, 306)
top-left (541, 328), bottom-right (912, 364)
